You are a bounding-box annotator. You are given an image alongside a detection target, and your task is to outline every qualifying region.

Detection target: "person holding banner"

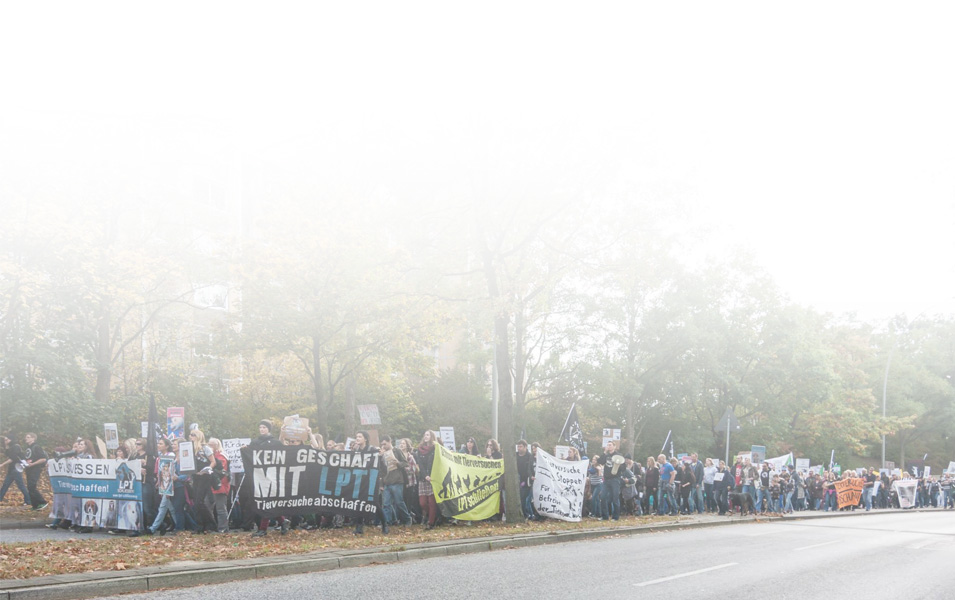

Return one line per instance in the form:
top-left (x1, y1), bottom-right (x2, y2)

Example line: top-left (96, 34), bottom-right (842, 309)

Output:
top-left (130, 437), bottom-right (178, 536)
top-left (352, 430), bottom-right (387, 535)
top-left (206, 438), bottom-right (231, 533)
top-left (380, 436), bottom-right (413, 527)
top-left (413, 430), bottom-right (438, 530)
top-left (242, 420), bottom-right (288, 537)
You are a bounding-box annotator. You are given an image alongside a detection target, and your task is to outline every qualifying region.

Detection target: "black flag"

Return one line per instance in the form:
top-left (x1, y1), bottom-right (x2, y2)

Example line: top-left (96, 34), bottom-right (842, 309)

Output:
top-left (558, 403), bottom-right (585, 453)
top-left (146, 394), bottom-right (160, 485)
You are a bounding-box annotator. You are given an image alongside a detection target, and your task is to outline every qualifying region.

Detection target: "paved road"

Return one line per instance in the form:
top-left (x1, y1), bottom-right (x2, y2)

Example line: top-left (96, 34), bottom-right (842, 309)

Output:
top-left (84, 511), bottom-right (955, 600)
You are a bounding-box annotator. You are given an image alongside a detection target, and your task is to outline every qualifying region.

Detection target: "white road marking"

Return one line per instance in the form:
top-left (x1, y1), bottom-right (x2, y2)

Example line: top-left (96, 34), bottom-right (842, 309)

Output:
top-left (746, 528), bottom-right (787, 537)
top-left (634, 563), bottom-right (738, 587)
top-left (793, 540), bottom-right (841, 551)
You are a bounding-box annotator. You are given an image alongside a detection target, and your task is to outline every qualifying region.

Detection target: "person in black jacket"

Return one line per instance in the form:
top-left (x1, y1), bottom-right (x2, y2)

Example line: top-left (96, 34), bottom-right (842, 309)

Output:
top-left (713, 459), bottom-right (734, 515)
top-left (0, 435), bottom-right (30, 505)
top-left (516, 440), bottom-right (536, 520)
top-left (352, 430), bottom-right (387, 535)
top-left (22, 433), bottom-right (48, 510)
top-left (242, 420), bottom-right (286, 537)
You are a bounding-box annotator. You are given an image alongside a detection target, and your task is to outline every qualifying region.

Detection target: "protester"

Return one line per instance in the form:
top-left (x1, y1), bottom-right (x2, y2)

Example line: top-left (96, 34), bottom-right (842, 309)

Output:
top-left (398, 438), bottom-right (421, 524)
top-left (485, 439), bottom-right (502, 460)
top-left (23, 433), bottom-right (48, 510)
top-left (130, 437), bottom-right (179, 537)
top-left (242, 420), bottom-right (285, 537)
top-left (596, 440), bottom-right (624, 521)
top-left (380, 436), bottom-right (413, 527)
top-left (516, 440), bottom-right (535, 520)
top-left (0, 435), bottom-right (30, 506)
top-left (657, 454), bottom-right (677, 516)
top-left (413, 430), bottom-right (438, 530)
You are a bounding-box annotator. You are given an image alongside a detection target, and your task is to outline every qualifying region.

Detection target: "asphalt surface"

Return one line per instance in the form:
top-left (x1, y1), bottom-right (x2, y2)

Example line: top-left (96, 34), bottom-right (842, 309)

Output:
top-left (81, 511), bottom-right (955, 600)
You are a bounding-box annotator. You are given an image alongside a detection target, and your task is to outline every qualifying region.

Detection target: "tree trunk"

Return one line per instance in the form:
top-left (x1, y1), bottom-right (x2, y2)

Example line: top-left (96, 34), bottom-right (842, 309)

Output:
top-left (624, 394), bottom-right (637, 457)
top-left (513, 304), bottom-right (526, 429)
top-left (495, 311), bottom-right (524, 523)
top-left (344, 377), bottom-right (357, 440)
top-left (481, 244), bottom-right (524, 524)
top-left (313, 336), bottom-right (328, 440)
top-left (95, 303), bottom-right (112, 405)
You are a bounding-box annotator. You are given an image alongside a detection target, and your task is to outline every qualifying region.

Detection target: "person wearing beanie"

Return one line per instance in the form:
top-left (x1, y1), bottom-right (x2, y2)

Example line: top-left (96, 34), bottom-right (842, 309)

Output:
top-left (241, 419), bottom-right (284, 536)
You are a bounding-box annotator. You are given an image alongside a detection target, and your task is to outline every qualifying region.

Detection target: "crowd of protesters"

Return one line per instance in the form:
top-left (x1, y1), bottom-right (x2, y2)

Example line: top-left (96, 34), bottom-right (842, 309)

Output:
top-left (2, 426), bottom-right (953, 540)
top-left (581, 442), bottom-right (955, 519)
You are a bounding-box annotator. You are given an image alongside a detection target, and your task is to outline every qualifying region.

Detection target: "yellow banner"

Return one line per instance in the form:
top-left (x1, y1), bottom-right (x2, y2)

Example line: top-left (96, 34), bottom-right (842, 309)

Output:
top-left (430, 445), bottom-right (504, 521)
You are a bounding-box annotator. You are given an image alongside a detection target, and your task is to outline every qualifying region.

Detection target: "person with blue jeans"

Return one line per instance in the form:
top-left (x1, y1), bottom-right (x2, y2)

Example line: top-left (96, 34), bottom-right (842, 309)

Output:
top-left (588, 457), bottom-right (604, 518)
top-left (741, 458), bottom-right (757, 508)
top-left (130, 438), bottom-right (181, 536)
top-left (862, 468), bottom-right (877, 511)
top-left (516, 440), bottom-right (536, 520)
top-left (657, 454), bottom-right (677, 516)
top-left (380, 436), bottom-right (413, 526)
top-left (756, 463), bottom-right (772, 513)
top-left (597, 441), bottom-right (623, 520)
top-left (689, 454), bottom-right (705, 513)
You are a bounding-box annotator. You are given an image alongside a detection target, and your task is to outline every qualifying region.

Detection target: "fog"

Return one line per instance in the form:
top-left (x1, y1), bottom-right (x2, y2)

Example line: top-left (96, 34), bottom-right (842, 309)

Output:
top-left (2, 1), bottom-right (954, 322)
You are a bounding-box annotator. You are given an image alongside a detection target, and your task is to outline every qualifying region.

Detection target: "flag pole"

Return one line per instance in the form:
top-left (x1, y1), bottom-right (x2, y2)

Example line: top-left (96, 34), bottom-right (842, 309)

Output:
top-left (557, 403), bottom-right (576, 445)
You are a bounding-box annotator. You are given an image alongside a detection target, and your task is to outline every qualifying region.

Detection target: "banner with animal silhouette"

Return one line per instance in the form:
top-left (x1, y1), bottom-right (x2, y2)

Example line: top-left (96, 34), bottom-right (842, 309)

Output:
top-left (245, 448), bottom-right (381, 519)
top-left (532, 448), bottom-right (588, 521)
top-left (47, 458), bottom-right (143, 530)
top-left (430, 445), bottom-right (504, 520)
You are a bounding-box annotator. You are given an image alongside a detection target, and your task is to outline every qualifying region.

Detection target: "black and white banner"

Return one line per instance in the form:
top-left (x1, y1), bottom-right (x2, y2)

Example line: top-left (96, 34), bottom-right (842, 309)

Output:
top-left (532, 448), bottom-right (588, 522)
top-left (244, 448), bottom-right (381, 518)
top-left (892, 480), bottom-right (918, 509)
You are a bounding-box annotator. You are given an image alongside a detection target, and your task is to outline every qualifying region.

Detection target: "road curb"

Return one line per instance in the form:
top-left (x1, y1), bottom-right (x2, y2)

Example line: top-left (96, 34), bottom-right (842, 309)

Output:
top-left (0, 509), bottom-right (929, 599)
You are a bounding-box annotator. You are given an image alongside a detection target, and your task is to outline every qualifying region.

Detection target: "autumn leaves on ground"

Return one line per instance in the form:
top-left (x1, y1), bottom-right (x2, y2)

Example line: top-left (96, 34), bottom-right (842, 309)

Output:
top-left (0, 509), bottom-right (683, 580)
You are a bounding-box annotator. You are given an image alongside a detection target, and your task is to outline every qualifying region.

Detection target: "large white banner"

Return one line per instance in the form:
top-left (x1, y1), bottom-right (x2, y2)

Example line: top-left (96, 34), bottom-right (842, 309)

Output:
top-left (893, 480), bottom-right (918, 508)
top-left (532, 448), bottom-right (588, 522)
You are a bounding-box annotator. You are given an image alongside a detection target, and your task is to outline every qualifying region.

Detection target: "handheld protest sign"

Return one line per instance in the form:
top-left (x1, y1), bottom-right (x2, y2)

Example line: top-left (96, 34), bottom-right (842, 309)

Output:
top-left (282, 415), bottom-right (309, 443)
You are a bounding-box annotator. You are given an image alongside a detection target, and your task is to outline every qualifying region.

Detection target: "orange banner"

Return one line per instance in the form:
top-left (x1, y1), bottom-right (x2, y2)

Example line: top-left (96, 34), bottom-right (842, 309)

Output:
top-left (834, 477), bottom-right (864, 509)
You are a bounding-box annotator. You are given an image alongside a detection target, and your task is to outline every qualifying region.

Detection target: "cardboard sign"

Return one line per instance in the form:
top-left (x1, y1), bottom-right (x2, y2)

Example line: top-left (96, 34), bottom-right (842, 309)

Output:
top-left (554, 445), bottom-right (571, 460)
top-left (601, 428), bottom-right (621, 449)
top-left (834, 478), bottom-right (864, 509)
top-left (796, 458), bottom-right (810, 472)
top-left (281, 415), bottom-right (309, 443)
top-left (751, 445), bottom-right (766, 465)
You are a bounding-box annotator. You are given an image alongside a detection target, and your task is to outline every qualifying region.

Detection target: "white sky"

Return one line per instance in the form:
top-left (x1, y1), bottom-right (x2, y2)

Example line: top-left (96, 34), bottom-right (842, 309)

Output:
top-left (2, 2), bottom-right (953, 323)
